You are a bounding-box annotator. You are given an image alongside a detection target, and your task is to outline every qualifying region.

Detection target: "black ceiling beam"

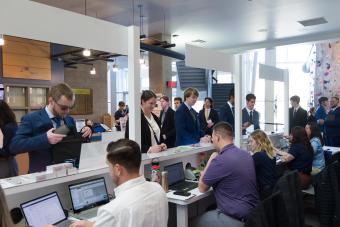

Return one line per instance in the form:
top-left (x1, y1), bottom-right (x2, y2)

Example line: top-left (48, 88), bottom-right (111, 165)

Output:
top-left (51, 48), bottom-right (83, 58)
top-left (140, 42), bottom-right (185, 60)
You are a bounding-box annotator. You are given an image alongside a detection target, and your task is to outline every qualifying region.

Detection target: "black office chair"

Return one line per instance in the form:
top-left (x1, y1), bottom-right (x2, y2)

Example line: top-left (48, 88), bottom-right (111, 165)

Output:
top-left (262, 191), bottom-right (290, 227)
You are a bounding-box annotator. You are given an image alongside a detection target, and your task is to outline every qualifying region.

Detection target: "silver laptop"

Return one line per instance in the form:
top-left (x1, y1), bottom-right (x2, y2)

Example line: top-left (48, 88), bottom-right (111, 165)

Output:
top-left (21, 192), bottom-right (73, 227)
top-left (68, 177), bottom-right (109, 220)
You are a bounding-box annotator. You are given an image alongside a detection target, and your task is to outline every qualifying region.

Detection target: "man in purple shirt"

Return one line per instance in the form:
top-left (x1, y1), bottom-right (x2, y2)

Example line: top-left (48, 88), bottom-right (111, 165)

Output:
top-left (190, 122), bottom-right (259, 227)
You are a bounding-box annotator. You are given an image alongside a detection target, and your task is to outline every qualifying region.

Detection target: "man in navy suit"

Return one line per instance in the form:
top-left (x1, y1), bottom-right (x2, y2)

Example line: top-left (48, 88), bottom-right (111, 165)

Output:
top-left (175, 87), bottom-right (210, 146)
top-left (289, 95), bottom-right (308, 133)
top-left (159, 95), bottom-right (176, 148)
top-left (10, 83), bottom-right (92, 173)
top-left (324, 97), bottom-right (340, 147)
top-left (315, 96), bottom-right (328, 133)
top-left (219, 88), bottom-right (235, 129)
top-left (242, 93), bottom-right (260, 135)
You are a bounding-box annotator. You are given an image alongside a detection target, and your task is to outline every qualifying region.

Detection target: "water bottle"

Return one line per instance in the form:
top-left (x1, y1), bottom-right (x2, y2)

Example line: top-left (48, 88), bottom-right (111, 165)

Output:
top-left (151, 159), bottom-right (161, 183)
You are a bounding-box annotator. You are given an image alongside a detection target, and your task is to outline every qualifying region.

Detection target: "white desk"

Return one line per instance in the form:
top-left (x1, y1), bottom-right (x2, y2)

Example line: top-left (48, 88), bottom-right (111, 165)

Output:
top-left (167, 188), bottom-right (213, 227)
top-left (323, 146), bottom-right (340, 155)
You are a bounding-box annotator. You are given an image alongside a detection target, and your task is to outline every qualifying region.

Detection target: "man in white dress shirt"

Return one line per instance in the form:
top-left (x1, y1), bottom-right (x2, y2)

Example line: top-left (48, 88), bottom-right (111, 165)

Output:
top-left (46, 139), bottom-right (168, 227)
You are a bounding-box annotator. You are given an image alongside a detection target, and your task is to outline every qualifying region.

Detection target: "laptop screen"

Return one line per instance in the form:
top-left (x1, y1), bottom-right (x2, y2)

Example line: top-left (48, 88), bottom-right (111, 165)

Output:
top-left (69, 178), bottom-right (109, 213)
top-left (164, 162), bottom-right (185, 186)
top-left (21, 192), bottom-right (66, 227)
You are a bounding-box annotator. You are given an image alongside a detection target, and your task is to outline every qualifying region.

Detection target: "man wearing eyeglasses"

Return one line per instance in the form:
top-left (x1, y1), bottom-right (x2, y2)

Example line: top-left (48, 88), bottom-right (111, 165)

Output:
top-left (10, 83), bottom-right (92, 173)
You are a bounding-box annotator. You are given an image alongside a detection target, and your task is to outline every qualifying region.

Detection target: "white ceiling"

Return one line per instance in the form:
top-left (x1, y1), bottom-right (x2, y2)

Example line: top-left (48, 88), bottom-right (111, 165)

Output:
top-left (33, 0), bottom-right (340, 53)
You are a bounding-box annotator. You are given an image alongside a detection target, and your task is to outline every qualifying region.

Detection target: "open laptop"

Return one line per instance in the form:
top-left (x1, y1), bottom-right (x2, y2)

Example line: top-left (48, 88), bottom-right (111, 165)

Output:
top-left (68, 177), bottom-right (109, 220)
top-left (164, 162), bottom-right (198, 192)
top-left (20, 192), bottom-right (74, 227)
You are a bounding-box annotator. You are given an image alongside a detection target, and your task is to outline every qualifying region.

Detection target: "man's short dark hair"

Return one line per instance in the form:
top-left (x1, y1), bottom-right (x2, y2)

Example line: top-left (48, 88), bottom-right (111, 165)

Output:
top-left (332, 96), bottom-right (339, 102)
top-left (228, 88), bottom-right (234, 99)
top-left (318, 97), bottom-right (328, 105)
top-left (213, 122), bottom-right (233, 138)
top-left (246, 93), bottom-right (256, 102)
top-left (160, 96), bottom-right (169, 102)
top-left (106, 139), bottom-right (141, 173)
top-left (174, 97), bottom-right (183, 103)
top-left (290, 95), bottom-right (300, 104)
top-left (118, 101), bottom-right (125, 107)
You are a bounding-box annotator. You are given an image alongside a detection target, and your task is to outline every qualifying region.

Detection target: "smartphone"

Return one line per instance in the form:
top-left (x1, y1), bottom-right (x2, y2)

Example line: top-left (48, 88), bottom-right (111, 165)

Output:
top-left (53, 124), bottom-right (70, 135)
top-left (173, 191), bottom-right (191, 197)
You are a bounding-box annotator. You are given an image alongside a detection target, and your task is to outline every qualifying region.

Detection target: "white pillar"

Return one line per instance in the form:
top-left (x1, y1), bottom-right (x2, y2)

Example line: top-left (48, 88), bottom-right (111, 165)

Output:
top-left (127, 26), bottom-right (141, 145)
top-left (284, 70), bottom-right (290, 135)
top-left (234, 55), bottom-right (243, 147)
top-left (264, 48), bottom-right (276, 131)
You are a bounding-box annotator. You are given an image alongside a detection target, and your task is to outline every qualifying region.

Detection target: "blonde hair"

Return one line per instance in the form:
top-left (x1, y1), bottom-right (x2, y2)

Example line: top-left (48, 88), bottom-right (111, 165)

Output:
top-left (250, 130), bottom-right (275, 159)
top-left (0, 186), bottom-right (13, 227)
top-left (183, 87), bottom-right (199, 101)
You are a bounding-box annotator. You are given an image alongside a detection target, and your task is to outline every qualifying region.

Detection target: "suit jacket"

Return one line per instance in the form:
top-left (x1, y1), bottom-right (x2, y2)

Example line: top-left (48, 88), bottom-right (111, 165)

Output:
top-left (242, 108), bottom-right (260, 134)
top-left (315, 106), bottom-right (327, 133)
top-left (125, 111), bottom-right (161, 153)
top-left (10, 108), bottom-right (76, 173)
top-left (219, 103), bottom-right (234, 129)
top-left (324, 106), bottom-right (340, 147)
top-left (289, 107), bottom-right (308, 133)
top-left (198, 108), bottom-right (219, 135)
top-left (175, 103), bottom-right (203, 146)
top-left (160, 107), bottom-right (176, 148)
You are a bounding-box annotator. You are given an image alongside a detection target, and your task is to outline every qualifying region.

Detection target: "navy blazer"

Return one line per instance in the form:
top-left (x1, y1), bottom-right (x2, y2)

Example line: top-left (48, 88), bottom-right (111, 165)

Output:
top-left (315, 106), bottom-right (327, 133)
top-left (175, 103), bottom-right (203, 146)
top-left (160, 108), bottom-right (176, 148)
top-left (324, 106), bottom-right (340, 147)
top-left (198, 108), bottom-right (219, 135)
top-left (219, 103), bottom-right (234, 129)
top-left (10, 108), bottom-right (75, 173)
top-left (242, 108), bottom-right (260, 134)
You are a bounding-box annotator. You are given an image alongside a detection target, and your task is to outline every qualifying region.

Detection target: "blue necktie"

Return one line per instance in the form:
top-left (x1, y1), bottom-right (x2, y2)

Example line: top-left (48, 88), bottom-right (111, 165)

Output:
top-left (52, 117), bottom-right (62, 128)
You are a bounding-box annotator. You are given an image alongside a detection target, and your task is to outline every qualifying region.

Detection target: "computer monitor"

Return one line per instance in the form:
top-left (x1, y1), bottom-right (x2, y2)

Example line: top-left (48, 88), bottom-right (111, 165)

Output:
top-left (20, 192), bottom-right (67, 227)
top-left (68, 177), bottom-right (109, 213)
top-left (164, 162), bottom-right (185, 186)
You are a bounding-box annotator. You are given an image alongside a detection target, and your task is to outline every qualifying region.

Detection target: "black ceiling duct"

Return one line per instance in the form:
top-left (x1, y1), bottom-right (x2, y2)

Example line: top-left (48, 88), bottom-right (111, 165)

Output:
top-left (140, 43), bottom-right (185, 60)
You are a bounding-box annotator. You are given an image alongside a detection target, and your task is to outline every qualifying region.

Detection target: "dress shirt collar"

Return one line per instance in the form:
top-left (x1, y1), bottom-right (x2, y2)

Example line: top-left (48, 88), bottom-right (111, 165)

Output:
top-left (114, 176), bottom-right (146, 197)
top-left (245, 107), bottom-right (254, 114)
top-left (184, 102), bottom-right (191, 110)
top-left (219, 143), bottom-right (235, 155)
top-left (45, 106), bottom-right (55, 119)
top-left (294, 105), bottom-right (300, 112)
top-left (227, 101), bottom-right (233, 108)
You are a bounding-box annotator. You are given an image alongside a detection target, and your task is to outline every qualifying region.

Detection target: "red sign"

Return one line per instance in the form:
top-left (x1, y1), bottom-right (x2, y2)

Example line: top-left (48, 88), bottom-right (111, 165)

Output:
top-left (166, 81), bottom-right (177, 88)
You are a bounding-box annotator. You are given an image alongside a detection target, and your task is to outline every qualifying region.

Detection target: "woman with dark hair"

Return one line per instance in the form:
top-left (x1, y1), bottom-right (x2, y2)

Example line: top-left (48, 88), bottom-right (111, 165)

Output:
top-left (278, 126), bottom-right (313, 189)
top-left (125, 90), bottom-right (167, 153)
top-left (0, 101), bottom-right (18, 179)
top-left (198, 97), bottom-right (219, 135)
top-left (305, 122), bottom-right (325, 174)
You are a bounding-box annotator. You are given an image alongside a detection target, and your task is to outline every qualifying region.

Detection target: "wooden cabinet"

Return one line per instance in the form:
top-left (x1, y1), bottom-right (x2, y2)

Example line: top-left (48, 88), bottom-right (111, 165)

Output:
top-left (5, 85), bottom-right (49, 122)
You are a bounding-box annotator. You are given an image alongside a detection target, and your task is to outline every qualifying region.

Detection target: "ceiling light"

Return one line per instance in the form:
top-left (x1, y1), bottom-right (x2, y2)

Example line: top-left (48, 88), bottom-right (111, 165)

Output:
top-left (298, 17), bottom-right (328, 27)
top-left (83, 48), bottom-right (91, 57)
top-left (0, 34), bottom-right (4, 46)
top-left (90, 66), bottom-right (96, 75)
top-left (112, 64), bottom-right (118, 72)
top-left (191, 39), bottom-right (206, 43)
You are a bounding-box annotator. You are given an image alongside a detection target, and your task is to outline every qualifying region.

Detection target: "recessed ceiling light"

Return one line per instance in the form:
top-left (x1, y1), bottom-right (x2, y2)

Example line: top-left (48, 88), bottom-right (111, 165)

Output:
top-left (298, 17), bottom-right (328, 27)
top-left (82, 48), bottom-right (91, 57)
top-left (258, 28), bottom-right (268, 33)
top-left (191, 39), bottom-right (206, 43)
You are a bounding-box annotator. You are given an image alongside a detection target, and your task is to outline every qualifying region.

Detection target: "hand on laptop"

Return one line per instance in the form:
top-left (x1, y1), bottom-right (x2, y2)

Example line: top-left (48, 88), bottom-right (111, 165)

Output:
top-left (69, 220), bottom-right (95, 227)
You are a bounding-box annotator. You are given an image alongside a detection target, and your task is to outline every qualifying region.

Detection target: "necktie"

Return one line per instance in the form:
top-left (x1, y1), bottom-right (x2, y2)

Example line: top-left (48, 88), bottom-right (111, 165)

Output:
top-left (190, 108), bottom-right (198, 129)
top-left (249, 111), bottom-right (253, 124)
top-left (205, 109), bottom-right (209, 121)
top-left (231, 106), bottom-right (235, 116)
top-left (161, 111), bottom-right (166, 126)
top-left (293, 109), bottom-right (297, 118)
top-left (52, 117), bottom-right (62, 128)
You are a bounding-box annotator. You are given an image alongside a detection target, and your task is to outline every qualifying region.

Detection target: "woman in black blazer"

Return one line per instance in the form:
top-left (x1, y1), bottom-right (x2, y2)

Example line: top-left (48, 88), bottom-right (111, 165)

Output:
top-left (0, 101), bottom-right (18, 179)
top-left (199, 97), bottom-right (219, 135)
top-left (125, 90), bottom-right (167, 153)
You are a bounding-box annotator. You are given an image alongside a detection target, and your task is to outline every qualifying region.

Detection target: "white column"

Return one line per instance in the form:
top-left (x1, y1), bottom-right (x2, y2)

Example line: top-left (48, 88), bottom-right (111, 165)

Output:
top-left (234, 55), bottom-right (243, 147)
top-left (127, 26), bottom-right (141, 145)
top-left (264, 48), bottom-right (276, 131)
top-left (284, 69), bottom-right (290, 135)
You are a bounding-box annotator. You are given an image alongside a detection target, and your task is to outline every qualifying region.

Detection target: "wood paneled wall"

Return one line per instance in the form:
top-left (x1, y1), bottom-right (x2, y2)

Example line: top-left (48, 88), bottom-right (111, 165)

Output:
top-left (2, 36), bottom-right (51, 80)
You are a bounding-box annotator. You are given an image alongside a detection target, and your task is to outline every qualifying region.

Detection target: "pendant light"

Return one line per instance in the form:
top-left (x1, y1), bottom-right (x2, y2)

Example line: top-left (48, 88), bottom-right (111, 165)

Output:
top-left (0, 34), bottom-right (4, 46)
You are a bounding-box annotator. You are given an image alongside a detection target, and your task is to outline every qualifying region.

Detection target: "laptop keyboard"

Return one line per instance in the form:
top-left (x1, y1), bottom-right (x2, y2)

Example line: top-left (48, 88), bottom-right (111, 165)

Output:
top-left (170, 181), bottom-right (198, 191)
